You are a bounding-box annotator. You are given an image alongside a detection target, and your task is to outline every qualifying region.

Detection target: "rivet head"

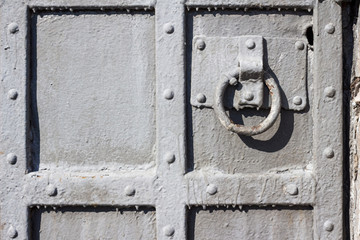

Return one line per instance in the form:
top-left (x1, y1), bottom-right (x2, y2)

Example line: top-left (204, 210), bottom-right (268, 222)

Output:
top-left (206, 184), bottom-right (218, 195)
top-left (245, 39), bottom-right (256, 49)
top-left (163, 89), bottom-right (174, 100)
top-left (196, 93), bottom-right (206, 103)
top-left (163, 23), bottom-right (174, 34)
top-left (164, 152), bottom-right (175, 164)
top-left (6, 153), bottom-right (17, 165)
top-left (196, 39), bottom-right (206, 50)
top-left (8, 89), bottom-right (18, 100)
top-left (324, 86), bottom-right (336, 98)
top-left (7, 225), bottom-right (17, 238)
top-left (285, 184), bottom-right (298, 195)
top-left (325, 23), bottom-right (335, 34)
top-left (8, 23), bottom-right (19, 34)
top-left (46, 184), bottom-right (57, 196)
top-left (324, 220), bottom-right (334, 232)
top-left (292, 96), bottom-right (302, 105)
top-left (244, 92), bottom-right (254, 101)
top-left (295, 41), bottom-right (305, 50)
top-left (229, 78), bottom-right (238, 86)
top-left (163, 225), bottom-right (175, 237)
top-left (323, 147), bottom-right (334, 158)
top-left (124, 186), bottom-right (136, 196)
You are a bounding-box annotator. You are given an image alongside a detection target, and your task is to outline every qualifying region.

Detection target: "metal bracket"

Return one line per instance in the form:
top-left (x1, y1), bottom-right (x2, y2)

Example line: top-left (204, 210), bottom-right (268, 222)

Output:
top-left (234, 36), bottom-right (264, 110)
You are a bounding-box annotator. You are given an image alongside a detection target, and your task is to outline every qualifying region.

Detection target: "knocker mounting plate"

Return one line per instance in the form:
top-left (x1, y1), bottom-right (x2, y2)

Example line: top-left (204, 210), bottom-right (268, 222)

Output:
top-left (190, 35), bottom-right (308, 111)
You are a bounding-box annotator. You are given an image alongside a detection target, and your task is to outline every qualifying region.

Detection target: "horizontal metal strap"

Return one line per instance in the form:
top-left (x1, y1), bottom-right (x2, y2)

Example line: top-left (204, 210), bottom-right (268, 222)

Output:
top-left (185, 170), bottom-right (315, 206)
top-left (23, 171), bottom-right (157, 206)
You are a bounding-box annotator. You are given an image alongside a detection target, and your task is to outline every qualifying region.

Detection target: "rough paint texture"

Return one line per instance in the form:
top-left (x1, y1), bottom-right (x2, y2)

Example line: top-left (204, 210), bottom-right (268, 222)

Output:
top-left (30, 12), bottom-right (156, 171)
top-left (188, 207), bottom-right (313, 240)
top-left (30, 207), bottom-right (157, 240)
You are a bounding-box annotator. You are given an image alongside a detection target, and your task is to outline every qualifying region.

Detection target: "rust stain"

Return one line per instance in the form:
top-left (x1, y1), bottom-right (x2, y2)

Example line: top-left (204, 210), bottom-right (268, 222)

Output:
top-left (0, 151), bottom-right (4, 155)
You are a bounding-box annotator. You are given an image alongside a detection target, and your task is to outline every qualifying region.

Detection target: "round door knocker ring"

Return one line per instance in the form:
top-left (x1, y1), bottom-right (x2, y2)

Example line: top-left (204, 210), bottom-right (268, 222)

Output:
top-left (214, 75), bottom-right (281, 136)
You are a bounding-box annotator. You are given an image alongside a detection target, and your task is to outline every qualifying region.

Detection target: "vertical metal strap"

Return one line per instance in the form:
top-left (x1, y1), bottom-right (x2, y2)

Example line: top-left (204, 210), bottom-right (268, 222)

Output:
top-left (155, 0), bottom-right (187, 239)
top-left (313, 1), bottom-right (343, 239)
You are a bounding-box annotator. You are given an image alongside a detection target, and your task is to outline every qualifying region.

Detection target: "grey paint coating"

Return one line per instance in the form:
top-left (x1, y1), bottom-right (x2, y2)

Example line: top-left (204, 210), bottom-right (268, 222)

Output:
top-left (0, 0), bottom-right (343, 239)
top-left (30, 12), bottom-right (156, 171)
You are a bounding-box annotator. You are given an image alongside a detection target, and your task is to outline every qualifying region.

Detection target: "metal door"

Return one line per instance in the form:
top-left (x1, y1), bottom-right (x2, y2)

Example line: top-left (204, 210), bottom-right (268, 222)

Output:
top-left (0, 0), bottom-right (343, 239)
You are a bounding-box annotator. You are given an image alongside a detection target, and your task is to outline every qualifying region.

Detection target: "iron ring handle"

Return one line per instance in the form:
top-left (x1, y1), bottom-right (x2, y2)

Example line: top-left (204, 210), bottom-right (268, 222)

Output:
top-left (214, 74), bottom-right (281, 136)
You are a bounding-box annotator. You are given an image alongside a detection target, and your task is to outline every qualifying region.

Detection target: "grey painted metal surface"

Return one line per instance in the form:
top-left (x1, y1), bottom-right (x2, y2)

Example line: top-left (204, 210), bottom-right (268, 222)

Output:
top-left (0, 0), bottom-right (343, 239)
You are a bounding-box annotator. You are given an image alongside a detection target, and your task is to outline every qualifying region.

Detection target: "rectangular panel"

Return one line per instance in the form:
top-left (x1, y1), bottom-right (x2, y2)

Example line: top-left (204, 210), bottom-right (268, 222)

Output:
top-left (186, 10), bottom-right (313, 174)
top-left (30, 206), bottom-right (156, 240)
top-left (29, 10), bottom-right (156, 171)
top-left (187, 206), bottom-right (313, 240)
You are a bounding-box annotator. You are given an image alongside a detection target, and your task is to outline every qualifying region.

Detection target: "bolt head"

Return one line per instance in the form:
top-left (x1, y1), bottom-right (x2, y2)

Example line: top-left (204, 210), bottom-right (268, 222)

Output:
top-left (285, 184), bottom-right (298, 195)
top-left (163, 225), bottom-right (175, 237)
top-left (196, 93), bottom-right (206, 103)
top-left (325, 23), bottom-right (335, 34)
top-left (292, 96), bottom-right (302, 105)
top-left (196, 39), bottom-right (206, 50)
top-left (46, 184), bottom-right (57, 196)
top-left (229, 78), bottom-right (238, 86)
top-left (8, 23), bottom-right (19, 34)
top-left (324, 220), bottom-right (334, 232)
top-left (163, 23), bottom-right (174, 34)
top-left (7, 225), bottom-right (17, 238)
top-left (295, 41), bottom-right (305, 50)
top-left (244, 92), bottom-right (254, 101)
top-left (124, 186), bottom-right (136, 196)
top-left (323, 147), bottom-right (334, 158)
top-left (206, 184), bottom-right (217, 195)
top-left (245, 39), bottom-right (256, 49)
top-left (6, 153), bottom-right (17, 165)
top-left (8, 89), bottom-right (18, 100)
top-left (164, 152), bottom-right (175, 164)
top-left (163, 89), bottom-right (174, 100)
top-left (324, 86), bottom-right (336, 98)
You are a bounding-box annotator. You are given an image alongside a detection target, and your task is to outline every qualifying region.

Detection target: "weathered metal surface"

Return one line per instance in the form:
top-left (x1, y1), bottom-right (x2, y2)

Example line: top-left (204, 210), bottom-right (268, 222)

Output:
top-left (29, 11), bottom-right (156, 171)
top-left (191, 36), bottom-right (308, 111)
top-left (30, 207), bottom-right (157, 240)
top-left (214, 74), bottom-right (281, 136)
top-left (0, 0), bottom-right (343, 239)
top-left (188, 206), bottom-right (313, 239)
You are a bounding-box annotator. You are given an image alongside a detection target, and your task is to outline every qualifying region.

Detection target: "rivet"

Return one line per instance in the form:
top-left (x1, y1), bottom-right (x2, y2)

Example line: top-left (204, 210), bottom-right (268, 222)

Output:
top-left (323, 147), bottom-right (334, 158)
top-left (206, 184), bottom-right (217, 195)
top-left (8, 23), bottom-right (19, 34)
top-left (292, 96), bottom-right (302, 105)
top-left (163, 225), bottom-right (175, 237)
top-left (8, 89), bottom-right (18, 100)
top-left (325, 23), bottom-right (335, 34)
top-left (124, 186), bottom-right (136, 196)
top-left (46, 184), bottom-right (57, 196)
top-left (285, 184), bottom-right (298, 195)
top-left (196, 93), bottom-right (206, 103)
top-left (229, 78), bottom-right (238, 86)
top-left (324, 220), bottom-right (334, 232)
top-left (164, 152), bottom-right (175, 164)
top-left (295, 41), bottom-right (305, 50)
top-left (163, 89), bottom-right (174, 100)
top-left (324, 86), bottom-right (336, 98)
top-left (7, 225), bottom-right (17, 238)
top-left (6, 153), bottom-right (17, 165)
top-left (245, 39), bottom-right (256, 49)
top-left (196, 39), bottom-right (206, 50)
top-left (163, 23), bottom-right (174, 34)
top-left (244, 92), bottom-right (254, 101)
